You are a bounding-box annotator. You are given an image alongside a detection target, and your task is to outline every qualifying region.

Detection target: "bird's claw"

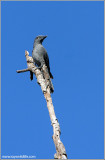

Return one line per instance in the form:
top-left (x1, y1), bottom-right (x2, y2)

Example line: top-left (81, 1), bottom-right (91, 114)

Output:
top-left (36, 66), bottom-right (42, 70)
top-left (34, 66), bottom-right (42, 71)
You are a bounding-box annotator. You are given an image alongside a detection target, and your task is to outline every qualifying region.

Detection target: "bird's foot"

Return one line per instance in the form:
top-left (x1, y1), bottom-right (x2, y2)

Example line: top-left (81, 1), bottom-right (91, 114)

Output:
top-left (36, 66), bottom-right (42, 70)
top-left (34, 66), bottom-right (42, 71)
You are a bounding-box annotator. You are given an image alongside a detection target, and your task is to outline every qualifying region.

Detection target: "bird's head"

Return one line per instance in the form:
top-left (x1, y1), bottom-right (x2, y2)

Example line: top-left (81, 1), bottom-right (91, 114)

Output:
top-left (34, 35), bottom-right (47, 44)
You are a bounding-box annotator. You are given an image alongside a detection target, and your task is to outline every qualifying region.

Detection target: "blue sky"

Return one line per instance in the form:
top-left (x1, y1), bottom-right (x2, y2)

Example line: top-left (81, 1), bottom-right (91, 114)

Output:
top-left (1, 1), bottom-right (104, 159)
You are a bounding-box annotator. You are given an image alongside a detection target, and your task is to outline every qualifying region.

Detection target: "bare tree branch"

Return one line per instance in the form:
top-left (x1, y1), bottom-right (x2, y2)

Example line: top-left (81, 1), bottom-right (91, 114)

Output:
top-left (16, 68), bottom-right (30, 73)
top-left (17, 50), bottom-right (67, 159)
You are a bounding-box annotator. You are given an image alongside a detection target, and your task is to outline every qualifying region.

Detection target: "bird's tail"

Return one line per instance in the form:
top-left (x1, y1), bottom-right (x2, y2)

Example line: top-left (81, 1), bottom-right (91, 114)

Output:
top-left (49, 78), bottom-right (54, 93)
top-left (42, 66), bottom-right (54, 93)
top-left (50, 72), bottom-right (53, 79)
top-left (49, 71), bottom-right (54, 92)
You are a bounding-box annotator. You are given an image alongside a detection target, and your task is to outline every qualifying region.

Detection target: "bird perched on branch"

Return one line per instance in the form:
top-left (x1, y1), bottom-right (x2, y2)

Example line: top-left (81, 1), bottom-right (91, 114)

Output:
top-left (30, 35), bottom-right (53, 80)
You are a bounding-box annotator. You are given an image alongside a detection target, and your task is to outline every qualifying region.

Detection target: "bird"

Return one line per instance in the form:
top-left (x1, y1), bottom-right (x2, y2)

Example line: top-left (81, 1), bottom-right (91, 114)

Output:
top-left (30, 35), bottom-right (53, 80)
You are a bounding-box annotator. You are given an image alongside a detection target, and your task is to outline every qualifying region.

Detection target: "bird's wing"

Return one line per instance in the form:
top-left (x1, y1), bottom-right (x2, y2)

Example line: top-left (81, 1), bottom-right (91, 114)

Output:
top-left (43, 50), bottom-right (50, 71)
top-left (39, 45), bottom-right (50, 69)
top-left (40, 46), bottom-right (53, 79)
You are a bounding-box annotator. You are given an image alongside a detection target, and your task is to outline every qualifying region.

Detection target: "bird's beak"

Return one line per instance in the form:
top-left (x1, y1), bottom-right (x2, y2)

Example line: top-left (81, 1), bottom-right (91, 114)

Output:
top-left (43, 35), bottom-right (47, 39)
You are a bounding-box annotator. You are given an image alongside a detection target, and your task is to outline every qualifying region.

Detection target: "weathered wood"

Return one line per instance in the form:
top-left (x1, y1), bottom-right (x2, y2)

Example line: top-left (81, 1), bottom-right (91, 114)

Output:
top-left (16, 50), bottom-right (67, 159)
top-left (17, 68), bottom-right (30, 73)
top-left (44, 89), bottom-right (67, 159)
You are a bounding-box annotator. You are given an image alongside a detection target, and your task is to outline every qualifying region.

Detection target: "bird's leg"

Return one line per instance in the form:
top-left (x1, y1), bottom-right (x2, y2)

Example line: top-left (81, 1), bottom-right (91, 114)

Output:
top-left (30, 71), bottom-right (33, 81)
top-left (36, 66), bottom-right (42, 69)
top-left (35, 63), bottom-right (43, 70)
top-left (33, 66), bottom-right (43, 71)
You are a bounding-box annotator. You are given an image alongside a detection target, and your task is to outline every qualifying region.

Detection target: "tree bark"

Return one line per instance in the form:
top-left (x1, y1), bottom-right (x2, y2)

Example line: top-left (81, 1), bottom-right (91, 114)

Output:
top-left (17, 50), bottom-right (67, 159)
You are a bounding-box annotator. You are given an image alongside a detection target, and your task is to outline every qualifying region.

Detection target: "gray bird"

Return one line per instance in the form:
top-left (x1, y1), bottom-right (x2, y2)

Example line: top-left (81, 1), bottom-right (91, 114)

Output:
top-left (30, 35), bottom-right (53, 80)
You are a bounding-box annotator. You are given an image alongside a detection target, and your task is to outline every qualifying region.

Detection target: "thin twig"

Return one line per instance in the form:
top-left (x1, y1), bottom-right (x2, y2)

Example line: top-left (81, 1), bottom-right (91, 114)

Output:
top-left (16, 68), bottom-right (30, 73)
